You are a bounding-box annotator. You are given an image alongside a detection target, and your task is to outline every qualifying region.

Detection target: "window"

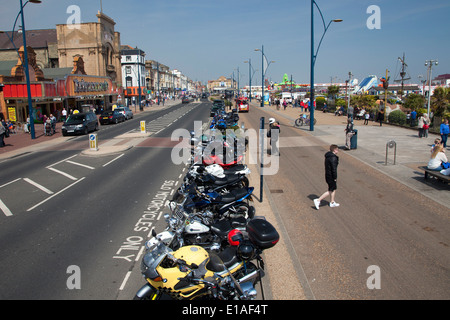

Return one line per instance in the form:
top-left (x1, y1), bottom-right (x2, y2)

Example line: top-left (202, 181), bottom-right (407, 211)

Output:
top-left (126, 56), bottom-right (131, 61)
top-left (126, 66), bottom-right (131, 74)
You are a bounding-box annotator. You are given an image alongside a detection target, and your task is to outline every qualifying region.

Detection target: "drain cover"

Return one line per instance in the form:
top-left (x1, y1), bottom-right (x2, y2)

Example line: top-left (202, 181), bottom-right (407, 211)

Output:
top-left (270, 189), bottom-right (284, 194)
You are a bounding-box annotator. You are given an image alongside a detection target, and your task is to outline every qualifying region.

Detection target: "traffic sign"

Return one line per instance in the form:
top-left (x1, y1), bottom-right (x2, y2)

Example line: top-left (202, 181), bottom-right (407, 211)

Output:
top-left (89, 134), bottom-right (98, 151)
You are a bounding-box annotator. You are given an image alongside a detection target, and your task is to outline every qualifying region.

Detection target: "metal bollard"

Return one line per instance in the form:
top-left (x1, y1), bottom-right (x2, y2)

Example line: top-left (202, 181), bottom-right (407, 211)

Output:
top-left (385, 140), bottom-right (396, 165)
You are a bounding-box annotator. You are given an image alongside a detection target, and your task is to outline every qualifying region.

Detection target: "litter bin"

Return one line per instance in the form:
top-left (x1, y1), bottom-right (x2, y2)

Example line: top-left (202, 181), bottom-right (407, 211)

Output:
top-left (350, 129), bottom-right (358, 149)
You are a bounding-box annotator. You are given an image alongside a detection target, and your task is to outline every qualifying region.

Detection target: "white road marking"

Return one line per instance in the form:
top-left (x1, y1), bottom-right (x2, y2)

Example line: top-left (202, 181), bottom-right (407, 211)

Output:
top-left (102, 153), bottom-right (124, 167)
top-left (47, 167), bottom-right (78, 181)
top-left (23, 178), bottom-right (54, 194)
top-left (27, 177), bottom-right (86, 212)
top-left (0, 199), bottom-right (13, 216)
top-left (0, 178), bottom-right (21, 188)
top-left (47, 154), bottom-right (78, 168)
top-left (66, 160), bottom-right (95, 170)
top-left (119, 271), bottom-right (132, 291)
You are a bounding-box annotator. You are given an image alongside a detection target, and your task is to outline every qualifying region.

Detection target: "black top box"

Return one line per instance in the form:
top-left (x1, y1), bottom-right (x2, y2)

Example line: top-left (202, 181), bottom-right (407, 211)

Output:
top-left (246, 218), bottom-right (280, 249)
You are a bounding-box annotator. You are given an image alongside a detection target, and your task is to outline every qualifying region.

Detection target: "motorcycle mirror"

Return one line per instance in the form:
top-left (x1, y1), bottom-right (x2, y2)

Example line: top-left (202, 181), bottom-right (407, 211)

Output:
top-left (152, 229), bottom-right (157, 237)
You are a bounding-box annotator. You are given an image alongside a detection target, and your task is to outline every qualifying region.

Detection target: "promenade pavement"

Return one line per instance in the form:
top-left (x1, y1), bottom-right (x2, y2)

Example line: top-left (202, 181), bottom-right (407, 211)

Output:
top-left (240, 101), bottom-right (449, 300)
top-left (247, 101), bottom-right (449, 209)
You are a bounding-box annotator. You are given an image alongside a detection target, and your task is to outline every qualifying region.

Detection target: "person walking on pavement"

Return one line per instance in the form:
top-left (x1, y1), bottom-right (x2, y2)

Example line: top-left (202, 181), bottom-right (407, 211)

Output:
top-left (267, 118), bottom-right (281, 156)
top-left (314, 144), bottom-right (340, 210)
top-left (377, 109), bottom-right (384, 126)
top-left (50, 114), bottom-right (57, 134)
top-left (364, 110), bottom-right (370, 125)
top-left (440, 118), bottom-right (449, 148)
top-left (344, 118), bottom-right (355, 150)
top-left (422, 113), bottom-right (430, 138)
top-left (410, 110), bottom-right (417, 127)
top-left (418, 114), bottom-right (425, 138)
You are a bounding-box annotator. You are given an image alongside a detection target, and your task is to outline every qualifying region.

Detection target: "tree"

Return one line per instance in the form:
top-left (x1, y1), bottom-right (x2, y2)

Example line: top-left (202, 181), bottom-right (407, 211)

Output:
top-left (327, 85), bottom-right (340, 99)
top-left (403, 93), bottom-right (426, 111)
top-left (350, 95), bottom-right (376, 109)
top-left (431, 87), bottom-right (450, 117)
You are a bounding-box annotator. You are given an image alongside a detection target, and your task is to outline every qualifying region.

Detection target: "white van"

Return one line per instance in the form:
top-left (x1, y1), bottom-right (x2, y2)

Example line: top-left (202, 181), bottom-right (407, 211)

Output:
top-left (281, 92), bottom-right (293, 103)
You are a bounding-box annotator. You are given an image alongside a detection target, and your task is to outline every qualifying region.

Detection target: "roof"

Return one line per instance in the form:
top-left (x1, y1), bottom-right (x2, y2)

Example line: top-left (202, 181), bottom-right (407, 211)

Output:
top-left (0, 60), bottom-right (17, 76)
top-left (0, 60), bottom-right (72, 80)
top-left (0, 29), bottom-right (57, 51)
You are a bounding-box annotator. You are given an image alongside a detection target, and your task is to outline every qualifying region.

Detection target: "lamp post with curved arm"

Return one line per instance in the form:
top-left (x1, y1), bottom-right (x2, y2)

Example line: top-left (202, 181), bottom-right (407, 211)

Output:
top-left (310, 0), bottom-right (342, 131)
top-left (255, 46), bottom-right (275, 108)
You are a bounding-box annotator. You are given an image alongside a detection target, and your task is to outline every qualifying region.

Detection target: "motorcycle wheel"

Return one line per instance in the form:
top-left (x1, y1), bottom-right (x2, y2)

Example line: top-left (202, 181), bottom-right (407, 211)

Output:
top-left (133, 285), bottom-right (161, 300)
top-left (294, 118), bottom-right (303, 127)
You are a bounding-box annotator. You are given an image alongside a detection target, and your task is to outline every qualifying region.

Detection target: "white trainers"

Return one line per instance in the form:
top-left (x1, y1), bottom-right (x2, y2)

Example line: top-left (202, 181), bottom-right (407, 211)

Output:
top-left (329, 202), bottom-right (340, 208)
top-left (313, 199), bottom-right (320, 210)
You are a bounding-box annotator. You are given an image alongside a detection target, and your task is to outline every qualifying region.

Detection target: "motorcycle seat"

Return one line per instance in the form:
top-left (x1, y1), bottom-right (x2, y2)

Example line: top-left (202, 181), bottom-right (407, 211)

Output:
top-left (206, 247), bottom-right (238, 272)
top-left (210, 219), bottom-right (232, 238)
top-left (220, 188), bottom-right (249, 203)
top-left (211, 174), bottom-right (241, 186)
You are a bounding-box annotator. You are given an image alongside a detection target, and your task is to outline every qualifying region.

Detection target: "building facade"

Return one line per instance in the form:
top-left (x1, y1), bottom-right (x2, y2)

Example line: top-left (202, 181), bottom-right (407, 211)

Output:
top-left (56, 11), bottom-right (122, 88)
top-left (121, 45), bottom-right (145, 106)
top-left (207, 76), bottom-right (233, 93)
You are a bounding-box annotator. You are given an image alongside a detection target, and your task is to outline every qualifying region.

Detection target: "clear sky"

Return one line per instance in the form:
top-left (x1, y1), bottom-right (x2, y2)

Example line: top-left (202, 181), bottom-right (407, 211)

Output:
top-left (1, 0), bottom-right (449, 86)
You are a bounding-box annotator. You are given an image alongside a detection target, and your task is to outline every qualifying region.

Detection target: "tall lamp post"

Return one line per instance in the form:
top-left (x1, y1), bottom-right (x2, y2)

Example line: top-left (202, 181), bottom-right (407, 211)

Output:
top-left (244, 59), bottom-right (253, 102)
top-left (20, 0), bottom-right (41, 139)
top-left (255, 46), bottom-right (275, 108)
top-left (424, 59), bottom-right (438, 120)
top-left (2, 0), bottom-right (41, 139)
top-left (310, 0), bottom-right (342, 131)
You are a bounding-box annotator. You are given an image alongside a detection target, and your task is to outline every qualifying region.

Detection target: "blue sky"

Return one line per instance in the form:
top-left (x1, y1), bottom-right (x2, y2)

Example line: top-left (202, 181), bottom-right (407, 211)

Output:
top-left (1, 0), bottom-right (449, 86)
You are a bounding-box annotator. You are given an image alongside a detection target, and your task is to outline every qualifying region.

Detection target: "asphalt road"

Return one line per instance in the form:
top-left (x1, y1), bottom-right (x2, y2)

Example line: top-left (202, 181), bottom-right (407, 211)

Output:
top-left (0, 101), bottom-right (210, 299)
top-left (239, 106), bottom-right (450, 300)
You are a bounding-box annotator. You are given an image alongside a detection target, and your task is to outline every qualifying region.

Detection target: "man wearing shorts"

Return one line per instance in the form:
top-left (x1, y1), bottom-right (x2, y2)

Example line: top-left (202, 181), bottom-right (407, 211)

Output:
top-left (314, 144), bottom-right (340, 209)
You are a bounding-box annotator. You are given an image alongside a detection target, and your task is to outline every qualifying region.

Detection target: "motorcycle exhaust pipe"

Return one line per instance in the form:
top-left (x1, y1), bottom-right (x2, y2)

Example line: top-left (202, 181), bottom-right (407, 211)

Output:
top-left (238, 269), bottom-right (265, 284)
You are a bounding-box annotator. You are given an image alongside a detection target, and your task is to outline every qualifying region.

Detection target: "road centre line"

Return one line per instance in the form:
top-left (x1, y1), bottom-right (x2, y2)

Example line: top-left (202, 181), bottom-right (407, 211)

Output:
top-left (47, 167), bottom-right (78, 181)
top-left (23, 178), bottom-right (54, 195)
top-left (27, 177), bottom-right (86, 212)
top-left (102, 153), bottom-right (124, 167)
top-left (0, 178), bottom-right (21, 188)
top-left (66, 160), bottom-right (95, 170)
top-left (0, 199), bottom-right (13, 217)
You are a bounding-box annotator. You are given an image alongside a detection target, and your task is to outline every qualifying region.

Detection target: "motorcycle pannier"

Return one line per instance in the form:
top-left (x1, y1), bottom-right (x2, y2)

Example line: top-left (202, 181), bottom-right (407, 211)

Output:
top-left (246, 219), bottom-right (279, 249)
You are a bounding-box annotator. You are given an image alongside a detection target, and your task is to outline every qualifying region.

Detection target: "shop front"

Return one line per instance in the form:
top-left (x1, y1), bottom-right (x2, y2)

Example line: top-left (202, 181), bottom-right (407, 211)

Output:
top-left (60, 74), bottom-right (118, 114)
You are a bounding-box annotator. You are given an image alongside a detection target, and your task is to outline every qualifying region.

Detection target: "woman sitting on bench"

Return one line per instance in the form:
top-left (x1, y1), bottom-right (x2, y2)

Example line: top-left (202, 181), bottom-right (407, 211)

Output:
top-left (427, 144), bottom-right (448, 171)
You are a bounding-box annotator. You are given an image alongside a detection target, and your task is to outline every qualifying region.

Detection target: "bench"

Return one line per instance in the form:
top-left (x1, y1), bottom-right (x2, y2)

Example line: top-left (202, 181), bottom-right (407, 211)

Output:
top-left (419, 166), bottom-right (450, 183)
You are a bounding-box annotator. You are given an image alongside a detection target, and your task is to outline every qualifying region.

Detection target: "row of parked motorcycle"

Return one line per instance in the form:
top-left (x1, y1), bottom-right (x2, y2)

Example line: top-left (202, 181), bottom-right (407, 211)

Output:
top-left (134, 104), bottom-right (280, 300)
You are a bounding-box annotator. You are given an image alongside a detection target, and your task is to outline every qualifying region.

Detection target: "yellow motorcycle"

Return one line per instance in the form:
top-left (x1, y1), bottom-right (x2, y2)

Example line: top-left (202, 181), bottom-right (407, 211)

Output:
top-left (135, 218), bottom-right (279, 300)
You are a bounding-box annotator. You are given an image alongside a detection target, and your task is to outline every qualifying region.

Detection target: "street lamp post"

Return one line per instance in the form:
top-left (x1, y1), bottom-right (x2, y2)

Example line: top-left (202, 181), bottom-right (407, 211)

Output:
top-left (255, 46), bottom-right (275, 108)
top-left (244, 59), bottom-right (252, 102)
top-left (10, 0), bottom-right (41, 139)
top-left (424, 59), bottom-right (438, 120)
top-left (310, 0), bottom-right (342, 131)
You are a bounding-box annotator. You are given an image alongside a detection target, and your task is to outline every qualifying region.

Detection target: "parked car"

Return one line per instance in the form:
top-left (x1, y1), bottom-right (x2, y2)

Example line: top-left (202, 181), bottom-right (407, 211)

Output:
top-left (99, 110), bottom-right (126, 125)
top-left (182, 96), bottom-right (190, 104)
top-left (210, 99), bottom-right (225, 116)
top-left (115, 106), bottom-right (133, 120)
top-left (62, 112), bottom-right (99, 136)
